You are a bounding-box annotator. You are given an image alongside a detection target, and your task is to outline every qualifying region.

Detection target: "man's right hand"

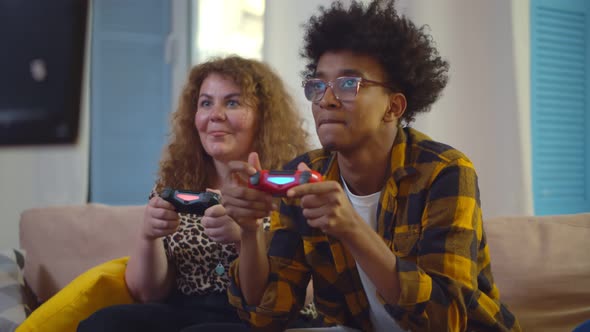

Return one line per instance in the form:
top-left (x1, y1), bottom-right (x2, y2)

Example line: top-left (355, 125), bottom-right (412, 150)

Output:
top-left (142, 196), bottom-right (180, 240)
top-left (222, 152), bottom-right (275, 233)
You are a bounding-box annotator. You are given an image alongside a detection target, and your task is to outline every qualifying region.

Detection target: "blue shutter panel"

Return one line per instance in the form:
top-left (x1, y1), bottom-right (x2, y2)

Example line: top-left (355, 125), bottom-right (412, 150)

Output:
top-left (90, 1), bottom-right (171, 205)
top-left (531, 0), bottom-right (590, 214)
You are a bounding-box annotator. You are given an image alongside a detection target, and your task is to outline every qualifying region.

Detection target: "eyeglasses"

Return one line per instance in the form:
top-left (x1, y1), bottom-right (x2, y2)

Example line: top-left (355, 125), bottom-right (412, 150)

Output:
top-left (302, 76), bottom-right (392, 102)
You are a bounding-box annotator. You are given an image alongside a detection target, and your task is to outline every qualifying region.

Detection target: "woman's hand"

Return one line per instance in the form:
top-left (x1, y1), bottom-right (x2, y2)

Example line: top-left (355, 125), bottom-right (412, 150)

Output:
top-left (142, 196), bottom-right (180, 240)
top-left (222, 152), bottom-right (274, 233)
top-left (201, 203), bottom-right (241, 244)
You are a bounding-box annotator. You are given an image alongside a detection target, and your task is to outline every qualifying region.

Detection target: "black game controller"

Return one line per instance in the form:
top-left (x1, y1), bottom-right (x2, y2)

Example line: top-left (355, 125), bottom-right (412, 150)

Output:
top-left (160, 188), bottom-right (221, 215)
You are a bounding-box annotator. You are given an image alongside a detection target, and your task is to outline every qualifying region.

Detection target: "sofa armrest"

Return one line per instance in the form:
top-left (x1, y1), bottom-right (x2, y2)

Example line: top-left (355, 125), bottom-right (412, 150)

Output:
top-left (19, 204), bottom-right (144, 303)
top-left (485, 213), bottom-right (590, 331)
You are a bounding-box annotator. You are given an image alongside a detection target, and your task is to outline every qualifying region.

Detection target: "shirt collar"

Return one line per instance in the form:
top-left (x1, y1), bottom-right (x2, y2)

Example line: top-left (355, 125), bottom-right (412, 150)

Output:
top-left (390, 126), bottom-right (417, 183)
top-left (322, 125), bottom-right (417, 184)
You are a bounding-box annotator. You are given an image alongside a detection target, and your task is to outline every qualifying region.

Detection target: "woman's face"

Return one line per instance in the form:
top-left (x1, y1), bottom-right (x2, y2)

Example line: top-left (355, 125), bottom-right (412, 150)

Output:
top-left (195, 73), bottom-right (258, 163)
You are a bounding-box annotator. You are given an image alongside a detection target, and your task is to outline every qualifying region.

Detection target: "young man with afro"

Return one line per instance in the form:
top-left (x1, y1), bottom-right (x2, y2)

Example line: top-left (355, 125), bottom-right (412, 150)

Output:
top-left (221, 1), bottom-right (521, 331)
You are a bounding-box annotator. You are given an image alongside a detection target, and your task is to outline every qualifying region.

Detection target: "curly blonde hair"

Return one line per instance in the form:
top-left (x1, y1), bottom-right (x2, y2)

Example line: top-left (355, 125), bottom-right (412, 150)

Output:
top-left (155, 55), bottom-right (310, 193)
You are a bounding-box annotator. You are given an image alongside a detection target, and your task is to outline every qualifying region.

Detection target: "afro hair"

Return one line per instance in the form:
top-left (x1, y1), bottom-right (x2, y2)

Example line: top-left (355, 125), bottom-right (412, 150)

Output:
top-left (301, 0), bottom-right (450, 123)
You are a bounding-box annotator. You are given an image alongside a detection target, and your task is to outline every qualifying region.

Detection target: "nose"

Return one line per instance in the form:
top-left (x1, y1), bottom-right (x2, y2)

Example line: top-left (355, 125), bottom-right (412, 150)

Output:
top-left (318, 85), bottom-right (341, 109)
top-left (210, 105), bottom-right (227, 121)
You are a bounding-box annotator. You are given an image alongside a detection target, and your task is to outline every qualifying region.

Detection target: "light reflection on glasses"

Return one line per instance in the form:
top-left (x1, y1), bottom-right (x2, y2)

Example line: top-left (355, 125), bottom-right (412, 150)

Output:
top-left (302, 76), bottom-right (392, 102)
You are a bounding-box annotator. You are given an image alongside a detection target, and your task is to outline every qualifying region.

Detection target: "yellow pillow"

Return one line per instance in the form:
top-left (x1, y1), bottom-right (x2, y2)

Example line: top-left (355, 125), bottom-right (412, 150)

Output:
top-left (16, 256), bottom-right (134, 332)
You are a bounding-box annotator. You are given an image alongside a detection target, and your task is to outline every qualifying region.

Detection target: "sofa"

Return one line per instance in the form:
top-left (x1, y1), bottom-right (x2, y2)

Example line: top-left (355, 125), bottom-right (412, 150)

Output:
top-left (1, 203), bottom-right (589, 331)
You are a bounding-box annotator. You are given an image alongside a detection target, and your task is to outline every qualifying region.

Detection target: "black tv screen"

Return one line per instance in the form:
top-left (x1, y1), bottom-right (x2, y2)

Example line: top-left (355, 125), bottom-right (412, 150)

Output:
top-left (0, 0), bottom-right (88, 146)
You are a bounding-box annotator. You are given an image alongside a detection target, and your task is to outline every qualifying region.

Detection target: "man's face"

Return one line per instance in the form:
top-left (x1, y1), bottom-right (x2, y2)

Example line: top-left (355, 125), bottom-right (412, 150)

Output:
top-left (311, 51), bottom-right (395, 152)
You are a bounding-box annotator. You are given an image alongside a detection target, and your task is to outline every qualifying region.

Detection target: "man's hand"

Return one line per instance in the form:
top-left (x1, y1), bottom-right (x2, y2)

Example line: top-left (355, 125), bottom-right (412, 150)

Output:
top-left (287, 162), bottom-right (362, 240)
top-left (222, 152), bottom-right (274, 233)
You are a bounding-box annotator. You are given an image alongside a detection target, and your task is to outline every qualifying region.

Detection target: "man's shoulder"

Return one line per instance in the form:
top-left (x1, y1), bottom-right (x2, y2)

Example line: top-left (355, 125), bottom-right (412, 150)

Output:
top-left (282, 148), bottom-right (332, 171)
top-left (405, 127), bottom-right (472, 166)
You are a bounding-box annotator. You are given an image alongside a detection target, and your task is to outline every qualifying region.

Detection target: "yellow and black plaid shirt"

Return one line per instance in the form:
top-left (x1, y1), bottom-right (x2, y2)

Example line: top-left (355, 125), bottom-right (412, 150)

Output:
top-left (228, 127), bottom-right (520, 332)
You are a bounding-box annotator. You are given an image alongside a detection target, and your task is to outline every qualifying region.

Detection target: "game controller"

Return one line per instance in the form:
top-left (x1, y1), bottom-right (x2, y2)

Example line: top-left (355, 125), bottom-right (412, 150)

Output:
top-left (248, 169), bottom-right (323, 196)
top-left (160, 188), bottom-right (221, 215)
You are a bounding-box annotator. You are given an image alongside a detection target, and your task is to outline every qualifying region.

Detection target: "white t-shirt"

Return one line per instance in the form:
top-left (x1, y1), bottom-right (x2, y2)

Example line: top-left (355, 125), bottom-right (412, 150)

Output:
top-left (341, 178), bottom-right (404, 332)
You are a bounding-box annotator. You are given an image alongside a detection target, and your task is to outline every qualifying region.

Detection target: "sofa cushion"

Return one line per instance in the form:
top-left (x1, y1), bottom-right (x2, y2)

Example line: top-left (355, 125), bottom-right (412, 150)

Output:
top-left (19, 204), bottom-right (144, 303)
top-left (16, 257), bottom-right (134, 332)
top-left (0, 249), bottom-right (26, 332)
top-left (485, 213), bottom-right (590, 332)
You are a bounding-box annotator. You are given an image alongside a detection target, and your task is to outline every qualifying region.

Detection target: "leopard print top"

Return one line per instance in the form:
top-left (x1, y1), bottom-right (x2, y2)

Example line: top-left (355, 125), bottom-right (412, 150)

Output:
top-left (163, 212), bottom-right (240, 295)
top-left (149, 189), bottom-right (237, 295)
top-left (151, 189), bottom-right (317, 317)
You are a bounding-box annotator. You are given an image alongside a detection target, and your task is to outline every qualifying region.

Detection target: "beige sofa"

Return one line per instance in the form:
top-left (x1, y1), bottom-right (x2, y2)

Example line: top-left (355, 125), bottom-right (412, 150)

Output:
top-left (12, 204), bottom-right (590, 331)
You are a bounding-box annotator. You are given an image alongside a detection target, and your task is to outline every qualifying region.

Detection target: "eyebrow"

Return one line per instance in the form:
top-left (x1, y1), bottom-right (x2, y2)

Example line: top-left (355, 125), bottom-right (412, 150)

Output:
top-left (198, 92), bottom-right (242, 100)
top-left (315, 68), bottom-right (365, 78)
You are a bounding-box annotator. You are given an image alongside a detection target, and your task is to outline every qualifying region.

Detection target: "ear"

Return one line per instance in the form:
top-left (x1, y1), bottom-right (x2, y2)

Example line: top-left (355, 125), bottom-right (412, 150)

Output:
top-left (384, 93), bottom-right (407, 122)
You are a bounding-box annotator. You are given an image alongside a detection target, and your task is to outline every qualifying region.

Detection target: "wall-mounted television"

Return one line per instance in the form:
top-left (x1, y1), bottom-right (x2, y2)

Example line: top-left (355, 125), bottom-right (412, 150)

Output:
top-left (0, 0), bottom-right (88, 146)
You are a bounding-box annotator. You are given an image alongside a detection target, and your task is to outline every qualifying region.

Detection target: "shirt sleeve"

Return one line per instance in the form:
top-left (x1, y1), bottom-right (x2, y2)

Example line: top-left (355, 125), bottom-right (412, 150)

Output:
top-left (228, 208), bottom-right (311, 331)
top-left (381, 158), bottom-right (520, 331)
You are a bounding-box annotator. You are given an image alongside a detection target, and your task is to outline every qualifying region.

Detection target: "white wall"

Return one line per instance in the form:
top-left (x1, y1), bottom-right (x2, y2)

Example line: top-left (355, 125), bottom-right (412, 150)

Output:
top-left (0, 1), bottom-right (533, 249)
top-left (0, 2), bottom-right (192, 249)
top-left (405, 0), bottom-right (532, 218)
top-left (513, 0), bottom-right (533, 216)
top-left (263, 0), bottom-right (345, 149)
top-left (0, 10), bottom-right (92, 249)
top-left (264, 0), bottom-right (533, 219)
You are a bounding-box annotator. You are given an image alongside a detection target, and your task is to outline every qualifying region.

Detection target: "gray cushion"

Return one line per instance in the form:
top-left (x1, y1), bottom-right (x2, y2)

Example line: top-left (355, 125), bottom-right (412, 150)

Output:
top-left (0, 249), bottom-right (26, 332)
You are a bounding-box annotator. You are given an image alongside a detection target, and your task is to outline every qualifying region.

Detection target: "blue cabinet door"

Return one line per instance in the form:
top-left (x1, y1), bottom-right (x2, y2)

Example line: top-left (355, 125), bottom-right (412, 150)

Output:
top-left (531, 0), bottom-right (590, 214)
top-left (90, 0), bottom-right (171, 205)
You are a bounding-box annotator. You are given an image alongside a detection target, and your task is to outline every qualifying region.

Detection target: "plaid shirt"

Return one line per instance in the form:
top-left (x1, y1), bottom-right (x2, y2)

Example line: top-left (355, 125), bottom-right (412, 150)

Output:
top-left (228, 127), bottom-right (520, 332)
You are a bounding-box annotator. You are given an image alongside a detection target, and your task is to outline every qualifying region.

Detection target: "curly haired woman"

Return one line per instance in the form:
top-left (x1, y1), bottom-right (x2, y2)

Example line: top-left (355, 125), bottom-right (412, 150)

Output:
top-left (77, 55), bottom-right (312, 332)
